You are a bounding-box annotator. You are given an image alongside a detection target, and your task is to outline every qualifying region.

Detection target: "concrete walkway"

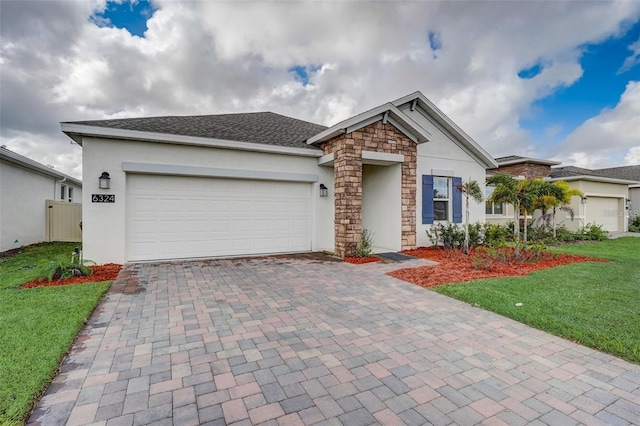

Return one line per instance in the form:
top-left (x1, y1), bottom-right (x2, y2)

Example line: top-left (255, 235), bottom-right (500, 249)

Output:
top-left (28, 254), bottom-right (640, 425)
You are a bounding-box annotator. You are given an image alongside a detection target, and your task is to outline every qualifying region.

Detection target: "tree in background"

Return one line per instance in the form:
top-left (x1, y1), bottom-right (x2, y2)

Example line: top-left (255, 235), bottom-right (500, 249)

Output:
top-left (456, 179), bottom-right (483, 254)
top-left (535, 180), bottom-right (583, 238)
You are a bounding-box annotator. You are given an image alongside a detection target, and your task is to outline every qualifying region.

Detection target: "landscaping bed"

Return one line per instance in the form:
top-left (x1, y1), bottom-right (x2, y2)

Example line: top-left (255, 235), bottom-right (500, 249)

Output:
top-left (388, 246), bottom-right (605, 287)
top-left (21, 263), bottom-right (122, 288)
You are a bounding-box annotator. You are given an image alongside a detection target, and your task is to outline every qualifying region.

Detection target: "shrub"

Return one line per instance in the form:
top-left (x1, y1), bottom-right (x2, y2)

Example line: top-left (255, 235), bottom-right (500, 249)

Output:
top-left (355, 228), bottom-right (374, 258)
top-left (482, 223), bottom-right (510, 247)
top-left (426, 222), bottom-right (465, 249)
top-left (467, 222), bottom-right (484, 247)
top-left (629, 216), bottom-right (640, 233)
top-left (34, 248), bottom-right (94, 281)
top-left (36, 259), bottom-right (93, 282)
top-left (577, 223), bottom-right (609, 241)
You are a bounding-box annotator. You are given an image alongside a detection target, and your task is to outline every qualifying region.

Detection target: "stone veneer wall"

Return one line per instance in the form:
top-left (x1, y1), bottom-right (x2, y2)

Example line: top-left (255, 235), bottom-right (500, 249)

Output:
top-left (491, 163), bottom-right (552, 179)
top-left (320, 121), bottom-right (417, 257)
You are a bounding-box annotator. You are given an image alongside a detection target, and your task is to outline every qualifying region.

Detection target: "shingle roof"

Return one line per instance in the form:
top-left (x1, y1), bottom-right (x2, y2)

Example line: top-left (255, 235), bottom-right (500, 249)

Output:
top-left (593, 165), bottom-right (640, 181)
top-left (63, 112), bottom-right (327, 150)
top-left (550, 165), bottom-right (640, 182)
top-left (494, 155), bottom-right (561, 166)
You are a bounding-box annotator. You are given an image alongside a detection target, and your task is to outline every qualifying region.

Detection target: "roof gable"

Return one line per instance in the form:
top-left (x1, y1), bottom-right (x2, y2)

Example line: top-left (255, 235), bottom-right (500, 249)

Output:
top-left (392, 92), bottom-right (498, 168)
top-left (305, 103), bottom-right (431, 145)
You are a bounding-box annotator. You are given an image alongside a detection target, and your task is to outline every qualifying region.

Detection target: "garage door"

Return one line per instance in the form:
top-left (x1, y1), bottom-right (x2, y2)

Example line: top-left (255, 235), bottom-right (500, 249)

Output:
top-left (126, 174), bottom-right (311, 261)
top-left (588, 197), bottom-right (620, 232)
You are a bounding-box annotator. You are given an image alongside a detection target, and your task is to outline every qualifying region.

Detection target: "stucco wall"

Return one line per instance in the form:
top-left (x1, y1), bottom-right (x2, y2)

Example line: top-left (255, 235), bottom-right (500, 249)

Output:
top-left (362, 164), bottom-right (402, 251)
top-left (400, 106), bottom-right (488, 247)
top-left (1, 160), bottom-right (53, 251)
top-left (81, 138), bottom-right (333, 264)
top-left (630, 187), bottom-right (640, 219)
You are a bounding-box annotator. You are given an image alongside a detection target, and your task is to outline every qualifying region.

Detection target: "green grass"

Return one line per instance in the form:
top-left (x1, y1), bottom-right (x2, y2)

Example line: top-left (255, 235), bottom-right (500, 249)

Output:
top-left (434, 237), bottom-right (640, 364)
top-left (0, 243), bottom-right (110, 425)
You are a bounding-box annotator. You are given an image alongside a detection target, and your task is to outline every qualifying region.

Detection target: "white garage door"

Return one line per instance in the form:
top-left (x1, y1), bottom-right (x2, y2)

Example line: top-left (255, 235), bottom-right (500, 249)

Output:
top-left (588, 197), bottom-right (620, 232)
top-left (126, 174), bottom-right (311, 261)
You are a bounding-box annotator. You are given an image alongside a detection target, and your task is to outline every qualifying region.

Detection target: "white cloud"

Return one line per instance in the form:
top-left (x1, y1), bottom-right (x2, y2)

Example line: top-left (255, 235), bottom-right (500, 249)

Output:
top-left (625, 146), bottom-right (640, 164)
top-left (1, 0), bottom-right (640, 178)
top-left (550, 81), bottom-right (640, 168)
top-left (619, 37), bottom-right (640, 74)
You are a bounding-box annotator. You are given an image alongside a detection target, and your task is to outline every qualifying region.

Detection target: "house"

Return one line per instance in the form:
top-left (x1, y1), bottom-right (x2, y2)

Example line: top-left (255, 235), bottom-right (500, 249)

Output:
top-left (61, 91), bottom-right (498, 264)
top-left (486, 156), bottom-right (639, 233)
top-left (549, 165), bottom-right (639, 232)
top-left (0, 147), bottom-right (83, 252)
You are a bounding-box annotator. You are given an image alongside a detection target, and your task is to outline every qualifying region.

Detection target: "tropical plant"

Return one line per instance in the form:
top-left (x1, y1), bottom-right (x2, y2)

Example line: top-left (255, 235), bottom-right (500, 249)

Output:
top-left (534, 180), bottom-right (583, 238)
top-left (456, 179), bottom-right (483, 254)
top-left (486, 174), bottom-right (527, 254)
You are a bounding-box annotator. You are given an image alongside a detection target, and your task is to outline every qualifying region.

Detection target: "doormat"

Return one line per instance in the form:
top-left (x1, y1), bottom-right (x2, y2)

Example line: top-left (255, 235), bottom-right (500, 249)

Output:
top-left (376, 252), bottom-right (418, 261)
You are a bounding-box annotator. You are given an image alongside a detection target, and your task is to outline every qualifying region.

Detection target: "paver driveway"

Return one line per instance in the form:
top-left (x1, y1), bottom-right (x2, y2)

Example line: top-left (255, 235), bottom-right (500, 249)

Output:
top-left (29, 254), bottom-right (640, 425)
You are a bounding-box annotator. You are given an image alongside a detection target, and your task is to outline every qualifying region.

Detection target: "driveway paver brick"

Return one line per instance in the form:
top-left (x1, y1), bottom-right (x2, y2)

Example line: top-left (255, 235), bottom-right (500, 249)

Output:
top-left (27, 254), bottom-right (640, 425)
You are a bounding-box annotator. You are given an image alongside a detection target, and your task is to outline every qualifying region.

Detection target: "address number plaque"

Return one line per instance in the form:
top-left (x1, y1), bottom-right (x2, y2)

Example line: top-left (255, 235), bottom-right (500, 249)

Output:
top-left (92, 194), bottom-right (115, 203)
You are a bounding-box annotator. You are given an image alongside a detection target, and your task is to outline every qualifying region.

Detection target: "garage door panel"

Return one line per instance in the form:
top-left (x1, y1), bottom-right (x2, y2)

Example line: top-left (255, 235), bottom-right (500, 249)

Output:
top-left (127, 175), bottom-right (311, 261)
top-left (588, 197), bottom-right (619, 231)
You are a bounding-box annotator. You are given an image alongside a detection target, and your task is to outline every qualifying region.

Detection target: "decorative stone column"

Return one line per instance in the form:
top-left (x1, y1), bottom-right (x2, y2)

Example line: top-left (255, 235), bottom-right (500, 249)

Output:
top-left (321, 121), bottom-right (417, 258)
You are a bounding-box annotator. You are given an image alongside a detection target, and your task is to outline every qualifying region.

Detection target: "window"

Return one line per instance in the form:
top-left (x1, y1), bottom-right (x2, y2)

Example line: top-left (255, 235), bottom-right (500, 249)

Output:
top-left (422, 175), bottom-right (462, 224)
top-left (68, 187), bottom-right (73, 202)
top-left (433, 177), bottom-right (450, 221)
top-left (60, 184), bottom-right (66, 201)
top-left (485, 186), bottom-right (504, 215)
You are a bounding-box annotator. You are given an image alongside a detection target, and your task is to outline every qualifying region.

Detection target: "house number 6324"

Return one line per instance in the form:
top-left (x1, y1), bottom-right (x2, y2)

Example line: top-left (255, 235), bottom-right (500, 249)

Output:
top-left (91, 194), bottom-right (115, 203)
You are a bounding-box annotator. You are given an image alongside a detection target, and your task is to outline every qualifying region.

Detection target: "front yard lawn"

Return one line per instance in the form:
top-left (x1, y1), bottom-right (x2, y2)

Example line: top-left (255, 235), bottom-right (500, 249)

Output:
top-left (0, 243), bottom-right (111, 425)
top-left (432, 237), bottom-right (640, 364)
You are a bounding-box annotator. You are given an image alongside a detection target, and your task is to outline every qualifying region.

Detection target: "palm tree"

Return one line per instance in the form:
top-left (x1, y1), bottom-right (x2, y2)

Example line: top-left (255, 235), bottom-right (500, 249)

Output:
top-left (518, 179), bottom-right (549, 243)
top-left (486, 173), bottom-right (522, 253)
top-left (534, 181), bottom-right (583, 238)
top-left (456, 179), bottom-right (483, 254)
top-left (486, 174), bottom-right (546, 254)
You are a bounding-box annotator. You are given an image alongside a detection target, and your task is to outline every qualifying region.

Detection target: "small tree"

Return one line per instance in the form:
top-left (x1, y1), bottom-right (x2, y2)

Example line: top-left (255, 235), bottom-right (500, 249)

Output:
top-left (486, 173), bottom-right (521, 254)
top-left (535, 181), bottom-right (583, 238)
top-left (518, 179), bottom-right (548, 243)
top-left (456, 179), bottom-right (483, 254)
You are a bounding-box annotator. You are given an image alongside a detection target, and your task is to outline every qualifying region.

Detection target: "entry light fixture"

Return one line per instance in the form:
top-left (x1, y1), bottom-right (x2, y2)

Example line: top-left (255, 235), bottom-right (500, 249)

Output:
top-left (99, 172), bottom-right (111, 189)
top-left (581, 196), bottom-right (588, 204)
top-left (319, 183), bottom-right (328, 197)
top-left (626, 199), bottom-right (631, 210)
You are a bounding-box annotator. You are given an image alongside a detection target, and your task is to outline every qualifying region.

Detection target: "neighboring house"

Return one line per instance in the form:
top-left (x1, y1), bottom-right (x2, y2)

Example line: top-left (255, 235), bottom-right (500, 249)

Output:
top-left (549, 165), bottom-right (639, 232)
top-left (486, 156), bottom-right (639, 233)
top-left (585, 165), bottom-right (640, 220)
top-left (0, 147), bottom-right (83, 252)
top-left (61, 91), bottom-right (497, 264)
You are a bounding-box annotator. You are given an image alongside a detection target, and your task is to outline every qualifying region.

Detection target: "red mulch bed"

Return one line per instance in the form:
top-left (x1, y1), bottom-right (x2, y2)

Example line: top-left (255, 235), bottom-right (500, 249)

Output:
top-left (388, 247), bottom-right (605, 288)
top-left (344, 256), bottom-right (381, 264)
top-left (21, 264), bottom-right (122, 288)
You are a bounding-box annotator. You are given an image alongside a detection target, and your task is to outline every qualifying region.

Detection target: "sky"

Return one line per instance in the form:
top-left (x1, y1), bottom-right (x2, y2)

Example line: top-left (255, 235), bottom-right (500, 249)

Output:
top-left (1, 0), bottom-right (639, 180)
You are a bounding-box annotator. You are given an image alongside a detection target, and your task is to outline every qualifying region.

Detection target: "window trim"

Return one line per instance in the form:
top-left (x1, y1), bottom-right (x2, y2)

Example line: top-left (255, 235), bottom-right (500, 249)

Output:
top-left (485, 185), bottom-right (506, 216)
top-left (433, 176), bottom-right (451, 222)
top-left (422, 175), bottom-right (462, 224)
